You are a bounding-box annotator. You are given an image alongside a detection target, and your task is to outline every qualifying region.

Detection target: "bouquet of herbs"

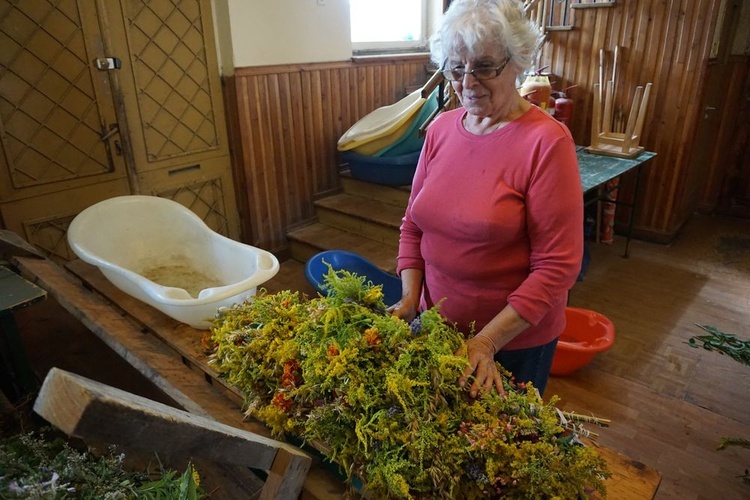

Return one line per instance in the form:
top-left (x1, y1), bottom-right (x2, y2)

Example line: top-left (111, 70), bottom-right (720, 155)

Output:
top-left (0, 429), bottom-right (202, 499)
top-left (208, 269), bottom-right (609, 499)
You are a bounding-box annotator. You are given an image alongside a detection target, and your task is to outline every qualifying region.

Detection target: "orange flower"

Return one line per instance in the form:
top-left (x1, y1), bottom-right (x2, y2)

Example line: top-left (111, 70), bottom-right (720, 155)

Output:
top-left (364, 327), bottom-right (381, 346)
top-left (200, 332), bottom-right (215, 352)
top-left (327, 344), bottom-right (339, 357)
top-left (281, 359), bottom-right (300, 388)
top-left (272, 392), bottom-right (293, 412)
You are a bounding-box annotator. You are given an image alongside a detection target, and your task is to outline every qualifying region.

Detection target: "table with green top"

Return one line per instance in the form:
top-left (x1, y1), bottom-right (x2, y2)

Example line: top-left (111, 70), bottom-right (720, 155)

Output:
top-left (0, 265), bottom-right (46, 400)
top-left (576, 147), bottom-right (657, 258)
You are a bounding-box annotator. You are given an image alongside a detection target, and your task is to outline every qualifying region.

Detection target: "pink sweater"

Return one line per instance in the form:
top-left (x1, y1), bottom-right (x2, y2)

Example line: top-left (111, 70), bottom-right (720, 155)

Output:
top-left (397, 106), bottom-right (583, 350)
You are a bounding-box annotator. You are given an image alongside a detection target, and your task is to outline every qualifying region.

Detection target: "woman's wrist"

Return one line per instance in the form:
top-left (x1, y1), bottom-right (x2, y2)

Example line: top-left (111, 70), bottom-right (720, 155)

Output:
top-left (474, 333), bottom-right (499, 354)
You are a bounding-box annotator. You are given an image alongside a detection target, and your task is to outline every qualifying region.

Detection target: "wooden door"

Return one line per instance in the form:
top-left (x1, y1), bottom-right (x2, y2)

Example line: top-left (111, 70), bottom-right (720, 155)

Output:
top-left (686, 0), bottom-right (750, 219)
top-left (716, 63), bottom-right (750, 217)
top-left (105, 0), bottom-right (239, 237)
top-left (0, 1), bottom-right (132, 261)
top-left (0, 0), bottom-right (239, 263)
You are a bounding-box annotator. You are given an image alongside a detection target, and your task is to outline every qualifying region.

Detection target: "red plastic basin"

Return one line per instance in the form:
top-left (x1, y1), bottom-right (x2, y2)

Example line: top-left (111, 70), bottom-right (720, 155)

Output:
top-left (550, 307), bottom-right (616, 376)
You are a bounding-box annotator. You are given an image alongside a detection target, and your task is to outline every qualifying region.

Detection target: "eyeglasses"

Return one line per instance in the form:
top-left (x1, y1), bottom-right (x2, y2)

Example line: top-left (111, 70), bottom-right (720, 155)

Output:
top-left (441, 57), bottom-right (512, 82)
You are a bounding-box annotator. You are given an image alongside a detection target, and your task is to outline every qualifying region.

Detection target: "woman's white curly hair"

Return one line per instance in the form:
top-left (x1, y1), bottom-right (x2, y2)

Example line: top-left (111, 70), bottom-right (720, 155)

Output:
top-left (430, 0), bottom-right (542, 73)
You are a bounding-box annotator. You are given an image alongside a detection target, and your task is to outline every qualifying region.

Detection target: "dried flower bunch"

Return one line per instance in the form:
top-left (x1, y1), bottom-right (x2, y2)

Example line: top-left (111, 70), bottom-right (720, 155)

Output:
top-left (0, 429), bottom-right (202, 499)
top-left (208, 269), bottom-right (609, 499)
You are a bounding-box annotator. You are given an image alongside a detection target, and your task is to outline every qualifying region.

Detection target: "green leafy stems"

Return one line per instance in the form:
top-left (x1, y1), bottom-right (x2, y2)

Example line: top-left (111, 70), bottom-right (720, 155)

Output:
top-left (686, 324), bottom-right (750, 366)
top-left (208, 267), bottom-right (610, 499)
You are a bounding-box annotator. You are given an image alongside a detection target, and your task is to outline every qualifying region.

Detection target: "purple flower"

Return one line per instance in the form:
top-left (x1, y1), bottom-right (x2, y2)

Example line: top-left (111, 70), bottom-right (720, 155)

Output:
top-left (410, 316), bottom-right (422, 335)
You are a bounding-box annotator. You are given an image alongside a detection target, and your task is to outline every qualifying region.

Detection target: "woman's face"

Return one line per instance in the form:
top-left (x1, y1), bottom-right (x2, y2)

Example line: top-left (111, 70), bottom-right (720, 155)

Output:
top-left (446, 50), bottom-right (519, 119)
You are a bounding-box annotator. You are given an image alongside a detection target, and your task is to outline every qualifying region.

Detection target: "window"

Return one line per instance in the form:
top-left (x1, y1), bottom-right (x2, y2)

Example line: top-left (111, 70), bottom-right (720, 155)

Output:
top-left (350, 0), bottom-right (442, 53)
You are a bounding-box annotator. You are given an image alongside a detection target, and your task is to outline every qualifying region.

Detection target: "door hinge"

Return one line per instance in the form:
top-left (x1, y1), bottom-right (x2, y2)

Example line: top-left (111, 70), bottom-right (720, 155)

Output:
top-left (94, 57), bottom-right (122, 70)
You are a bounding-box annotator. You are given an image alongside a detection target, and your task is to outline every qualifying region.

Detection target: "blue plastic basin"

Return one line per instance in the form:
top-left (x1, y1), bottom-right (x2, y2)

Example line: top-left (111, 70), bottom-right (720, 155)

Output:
top-left (304, 250), bottom-right (402, 306)
top-left (341, 149), bottom-right (420, 186)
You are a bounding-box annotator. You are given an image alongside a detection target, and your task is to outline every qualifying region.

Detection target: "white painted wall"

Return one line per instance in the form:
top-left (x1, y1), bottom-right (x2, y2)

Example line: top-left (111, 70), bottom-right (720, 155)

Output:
top-left (214, 0), bottom-right (352, 73)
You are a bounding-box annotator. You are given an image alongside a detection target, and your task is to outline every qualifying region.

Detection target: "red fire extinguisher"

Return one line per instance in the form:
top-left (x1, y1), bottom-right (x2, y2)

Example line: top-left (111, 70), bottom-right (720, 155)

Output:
top-left (553, 85), bottom-right (577, 128)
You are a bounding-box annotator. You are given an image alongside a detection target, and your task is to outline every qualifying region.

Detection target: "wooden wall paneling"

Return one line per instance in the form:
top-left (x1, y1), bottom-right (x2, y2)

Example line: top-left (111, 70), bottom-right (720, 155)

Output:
top-left (663, 1), bottom-right (696, 231)
top-left (337, 69), bottom-right (349, 144)
top-left (639, 0), bottom-right (680, 231)
top-left (331, 68), bottom-right (344, 152)
top-left (248, 75), bottom-right (275, 249)
top-left (268, 73), bottom-right (293, 225)
top-left (669, 3), bottom-right (716, 229)
top-left (238, 77), bottom-right (262, 245)
top-left (540, 0), bottom-right (723, 241)
top-left (288, 72), bottom-right (313, 223)
top-left (226, 58), bottom-right (430, 252)
top-left (265, 73), bottom-right (288, 250)
top-left (617, 1), bottom-right (663, 231)
top-left (223, 76), bottom-right (250, 242)
top-left (301, 71), bottom-right (321, 196)
top-left (319, 69), bottom-right (337, 190)
top-left (640, 1), bottom-right (683, 228)
top-left (571, 9), bottom-right (596, 143)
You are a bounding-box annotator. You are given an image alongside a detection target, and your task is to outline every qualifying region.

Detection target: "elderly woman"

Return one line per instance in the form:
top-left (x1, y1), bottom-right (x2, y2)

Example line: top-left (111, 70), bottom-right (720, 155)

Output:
top-left (389, 0), bottom-right (583, 397)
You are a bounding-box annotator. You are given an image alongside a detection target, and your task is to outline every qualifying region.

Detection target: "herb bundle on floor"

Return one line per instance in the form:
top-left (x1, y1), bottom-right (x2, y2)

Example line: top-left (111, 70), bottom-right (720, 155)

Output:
top-left (208, 269), bottom-right (609, 499)
top-left (0, 428), bottom-right (202, 499)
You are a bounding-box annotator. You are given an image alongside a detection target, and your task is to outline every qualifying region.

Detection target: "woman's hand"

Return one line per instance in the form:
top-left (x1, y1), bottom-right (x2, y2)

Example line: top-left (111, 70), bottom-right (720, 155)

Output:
top-left (386, 298), bottom-right (419, 323)
top-left (387, 268), bottom-right (424, 323)
top-left (457, 305), bottom-right (529, 397)
top-left (457, 335), bottom-right (505, 398)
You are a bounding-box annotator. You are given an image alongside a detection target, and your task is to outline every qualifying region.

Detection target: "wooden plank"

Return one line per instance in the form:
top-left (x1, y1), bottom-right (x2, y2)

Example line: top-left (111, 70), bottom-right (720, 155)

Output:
top-left (592, 444), bottom-right (661, 500)
top-left (63, 258), bottom-right (246, 407)
top-left (10, 255), bottom-right (348, 499)
top-left (34, 368), bottom-right (311, 500)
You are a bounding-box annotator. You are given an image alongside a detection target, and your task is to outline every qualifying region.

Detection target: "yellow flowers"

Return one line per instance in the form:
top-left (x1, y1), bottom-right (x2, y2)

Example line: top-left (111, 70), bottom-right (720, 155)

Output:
top-left (208, 268), bottom-right (609, 499)
top-left (364, 326), bottom-right (381, 346)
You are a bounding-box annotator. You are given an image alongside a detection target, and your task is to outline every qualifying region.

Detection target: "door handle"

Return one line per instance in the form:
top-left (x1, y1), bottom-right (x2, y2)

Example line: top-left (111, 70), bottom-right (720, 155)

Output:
top-left (100, 123), bottom-right (121, 170)
top-left (100, 123), bottom-right (119, 142)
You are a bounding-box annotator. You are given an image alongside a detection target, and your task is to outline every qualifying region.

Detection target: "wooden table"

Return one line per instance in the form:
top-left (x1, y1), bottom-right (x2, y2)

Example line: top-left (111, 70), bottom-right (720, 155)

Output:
top-left (10, 255), bottom-right (662, 499)
top-left (577, 148), bottom-right (657, 258)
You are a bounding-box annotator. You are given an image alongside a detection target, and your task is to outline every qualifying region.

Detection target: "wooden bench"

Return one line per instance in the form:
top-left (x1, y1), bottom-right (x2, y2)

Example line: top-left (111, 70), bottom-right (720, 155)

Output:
top-left (10, 255), bottom-right (662, 499)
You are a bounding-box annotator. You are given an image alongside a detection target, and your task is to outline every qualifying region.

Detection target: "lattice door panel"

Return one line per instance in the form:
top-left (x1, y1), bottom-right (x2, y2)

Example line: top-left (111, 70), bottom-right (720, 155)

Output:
top-left (121, 0), bottom-right (221, 164)
top-left (23, 214), bottom-right (78, 263)
top-left (158, 179), bottom-right (231, 237)
top-left (0, 0), bottom-right (125, 194)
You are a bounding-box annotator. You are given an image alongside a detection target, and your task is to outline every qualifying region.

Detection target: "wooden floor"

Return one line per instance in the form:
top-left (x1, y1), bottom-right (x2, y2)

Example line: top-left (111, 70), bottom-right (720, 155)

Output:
top-left (550, 213), bottom-right (750, 500)
top-left (6, 212), bottom-right (750, 499)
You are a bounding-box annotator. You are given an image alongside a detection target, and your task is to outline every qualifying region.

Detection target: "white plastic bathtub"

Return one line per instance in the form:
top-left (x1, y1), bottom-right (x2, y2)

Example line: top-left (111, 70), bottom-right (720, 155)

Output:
top-left (67, 195), bottom-right (279, 329)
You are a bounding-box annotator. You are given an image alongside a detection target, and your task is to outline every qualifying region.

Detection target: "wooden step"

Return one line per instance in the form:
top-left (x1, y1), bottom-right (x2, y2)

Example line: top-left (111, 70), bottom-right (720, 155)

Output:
top-left (314, 193), bottom-right (403, 247)
top-left (287, 222), bottom-right (398, 274)
top-left (339, 170), bottom-right (411, 208)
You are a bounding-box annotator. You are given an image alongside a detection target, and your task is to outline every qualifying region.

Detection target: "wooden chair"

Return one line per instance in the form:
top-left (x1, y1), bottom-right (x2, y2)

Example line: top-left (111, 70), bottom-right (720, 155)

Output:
top-left (587, 80), bottom-right (652, 158)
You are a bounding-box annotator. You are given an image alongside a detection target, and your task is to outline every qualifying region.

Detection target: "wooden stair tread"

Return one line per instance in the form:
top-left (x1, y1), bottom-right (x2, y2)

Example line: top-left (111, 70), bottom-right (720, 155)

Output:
top-left (339, 170), bottom-right (412, 207)
top-left (314, 193), bottom-right (405, 229)
top-left (287, 223), bottom-right (398, 273)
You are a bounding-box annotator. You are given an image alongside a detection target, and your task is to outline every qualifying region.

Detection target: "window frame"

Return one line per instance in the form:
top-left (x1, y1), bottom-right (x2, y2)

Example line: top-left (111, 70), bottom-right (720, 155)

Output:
top-left (350, 0), bottom-right (443, 55)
